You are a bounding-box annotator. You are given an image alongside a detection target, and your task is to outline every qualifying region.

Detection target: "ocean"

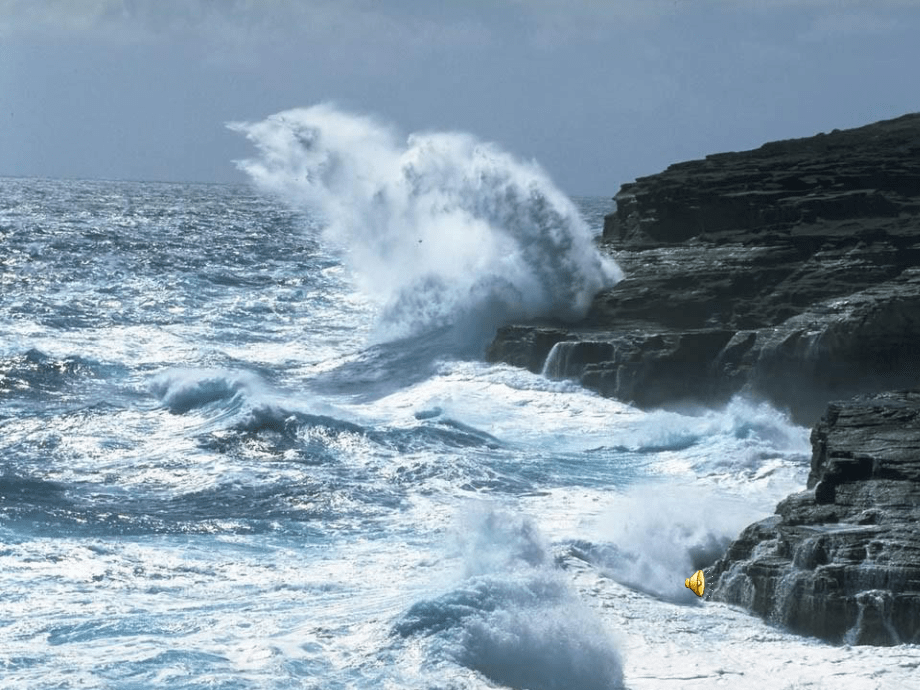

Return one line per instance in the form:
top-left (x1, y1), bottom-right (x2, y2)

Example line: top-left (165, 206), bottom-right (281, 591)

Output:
top-left (1, 107), bottom-right (917, 689)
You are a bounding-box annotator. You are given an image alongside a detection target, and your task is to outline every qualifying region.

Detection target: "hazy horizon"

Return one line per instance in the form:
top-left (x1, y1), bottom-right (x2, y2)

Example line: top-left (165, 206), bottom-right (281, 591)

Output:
top-left (2, 0), bottom-right (919, 196)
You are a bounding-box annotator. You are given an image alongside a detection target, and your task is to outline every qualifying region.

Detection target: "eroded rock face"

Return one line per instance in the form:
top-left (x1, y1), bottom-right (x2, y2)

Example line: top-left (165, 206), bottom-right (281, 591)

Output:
top-left (707, 391), bottom-right (920, 645)
top-left (604, 115), bottom-right (920, 247)
top-left (486, 113), bottom-right (920, 424)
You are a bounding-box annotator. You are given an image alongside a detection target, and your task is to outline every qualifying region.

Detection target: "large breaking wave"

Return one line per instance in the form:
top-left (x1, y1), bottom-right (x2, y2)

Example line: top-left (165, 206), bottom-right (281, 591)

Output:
top-left (229, 104), bottom-right (621, 344)
top-left (395, 504), bottom-right (625, 690)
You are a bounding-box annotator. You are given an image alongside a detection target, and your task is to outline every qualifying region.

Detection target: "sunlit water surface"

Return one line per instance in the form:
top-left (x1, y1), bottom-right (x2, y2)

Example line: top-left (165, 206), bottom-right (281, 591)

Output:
top-left (0, 178), bottom-right (916, 689)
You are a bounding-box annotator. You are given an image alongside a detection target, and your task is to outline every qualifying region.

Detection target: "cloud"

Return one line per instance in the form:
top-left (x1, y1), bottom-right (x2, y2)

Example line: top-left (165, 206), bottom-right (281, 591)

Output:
top-left (0, 1), bottom-right (482, 38)
top-left (2, 0), bottom-right (912, 73)
top-left (4, 0), bottom-right (913, 49)
top-left (799, 11), bottom-right (905, 41)
top-left (0, 1), bottom-right (335, 38)
top-left (2, 0), bottom-right (915, 32)
top-left (0, 0), bottom-right (497, 73)
top-left (0, 0), bottom-right (117, 33)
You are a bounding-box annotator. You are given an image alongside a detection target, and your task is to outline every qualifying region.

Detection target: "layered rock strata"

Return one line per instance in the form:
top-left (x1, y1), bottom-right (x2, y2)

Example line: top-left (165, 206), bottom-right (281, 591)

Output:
top-left (707, 391), bottom-right (920, 645)
top-left (486, 113), bottom-right (920, 424)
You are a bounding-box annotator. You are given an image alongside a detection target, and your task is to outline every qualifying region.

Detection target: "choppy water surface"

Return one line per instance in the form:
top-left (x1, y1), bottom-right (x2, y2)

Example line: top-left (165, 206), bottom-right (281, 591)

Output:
top-left (1, 172), bottom-right (916, 689)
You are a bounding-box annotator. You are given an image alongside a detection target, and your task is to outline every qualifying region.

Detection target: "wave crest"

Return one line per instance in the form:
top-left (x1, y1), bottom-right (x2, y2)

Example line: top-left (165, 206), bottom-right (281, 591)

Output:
top-left (148, 368), bottom-right (261, 414)
top-left (229, 104), bottom-right (621, 343)
top-left (396, 505), bottom-right (625, 689)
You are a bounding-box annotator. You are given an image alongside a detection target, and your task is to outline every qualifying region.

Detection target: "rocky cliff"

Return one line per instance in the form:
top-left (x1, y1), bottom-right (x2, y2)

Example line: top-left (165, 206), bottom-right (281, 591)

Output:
top-left (707, 391), bottom-right (920, 645)
top-left (486, 113), bottom-right (920, 425)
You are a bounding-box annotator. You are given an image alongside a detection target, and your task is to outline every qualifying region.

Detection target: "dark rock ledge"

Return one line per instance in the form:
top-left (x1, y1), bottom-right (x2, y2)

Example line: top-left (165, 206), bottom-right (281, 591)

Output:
top-left (708, 391), bottom-right (920, 645)
top-left (486, 113), bottom-right (920, 425)
top-left (485, 114), bottom-right (920, 645)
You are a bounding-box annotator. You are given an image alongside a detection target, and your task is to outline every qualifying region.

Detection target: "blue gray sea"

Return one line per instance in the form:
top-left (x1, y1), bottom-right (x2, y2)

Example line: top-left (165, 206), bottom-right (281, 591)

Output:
top-left (2, 106), bottom-right (917, 689)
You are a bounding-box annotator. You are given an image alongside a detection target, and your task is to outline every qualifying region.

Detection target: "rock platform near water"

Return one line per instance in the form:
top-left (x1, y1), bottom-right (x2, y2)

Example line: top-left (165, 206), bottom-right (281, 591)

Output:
top-left (708, 391), bottom-right (920, 645)
top-left (487, 113), bottom-right (920, 425)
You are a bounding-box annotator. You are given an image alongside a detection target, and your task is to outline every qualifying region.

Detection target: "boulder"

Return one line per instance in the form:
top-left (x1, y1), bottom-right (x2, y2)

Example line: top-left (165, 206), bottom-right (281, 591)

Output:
top-left (707, 391), bottom-right (920, 645)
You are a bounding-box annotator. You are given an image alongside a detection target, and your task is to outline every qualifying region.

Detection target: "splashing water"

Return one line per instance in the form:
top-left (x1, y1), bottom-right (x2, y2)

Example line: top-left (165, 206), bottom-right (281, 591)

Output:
top-left (593, 484), bottom-right (766, 604)
top-left (4, 178), bottom-right (916, 689)
top-left (396, 504), bottom-right (626, 690)
top-left (229, 104), bottom-right (621, 344)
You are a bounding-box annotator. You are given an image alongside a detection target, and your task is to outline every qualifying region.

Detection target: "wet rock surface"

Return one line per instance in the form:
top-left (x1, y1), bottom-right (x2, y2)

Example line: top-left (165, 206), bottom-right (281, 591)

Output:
top-left (486, 113), bottom-right (920, 425)
top-left (707, 391), bottom-right (920, 645)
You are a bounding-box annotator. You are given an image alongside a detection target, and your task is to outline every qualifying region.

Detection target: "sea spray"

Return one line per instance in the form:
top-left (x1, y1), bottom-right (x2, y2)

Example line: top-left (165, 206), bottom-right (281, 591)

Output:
top-left (592, 484), bottom-right (762, 604)
top-left (395, 503), bottom-right (625, 690)
top-left (229, 104), bottom-right (621, 344)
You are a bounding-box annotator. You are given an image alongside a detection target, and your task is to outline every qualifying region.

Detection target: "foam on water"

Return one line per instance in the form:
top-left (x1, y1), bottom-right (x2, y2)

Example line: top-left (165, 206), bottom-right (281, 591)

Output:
top-left (230, 104), bottom-right (621, 344)
top-left (587, 483), bottom-right (766, 603)
top-left (395, 503), bottom-right (625, 690)
top-left (149, 367), bottom-right (267, 414)
top-left (3, 178), bottom-right (918, 689)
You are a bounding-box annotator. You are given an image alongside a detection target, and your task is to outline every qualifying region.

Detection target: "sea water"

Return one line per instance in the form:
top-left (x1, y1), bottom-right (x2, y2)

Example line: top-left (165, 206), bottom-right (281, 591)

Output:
top-left (1, 107), bottom-right (917, 689)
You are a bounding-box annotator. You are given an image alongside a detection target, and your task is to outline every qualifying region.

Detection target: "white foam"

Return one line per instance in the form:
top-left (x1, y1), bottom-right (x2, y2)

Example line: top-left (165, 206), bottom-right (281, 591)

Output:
top-left (397, 503), bottom-right (626, 689)
top-left (148, 368), bottom-right (265, 414)
top-left (229, 104), bottom-right (621, 344)
top-left (593, 483), bottom-right (767, 603)
top-left (350, 359), bottom-right (638, 453)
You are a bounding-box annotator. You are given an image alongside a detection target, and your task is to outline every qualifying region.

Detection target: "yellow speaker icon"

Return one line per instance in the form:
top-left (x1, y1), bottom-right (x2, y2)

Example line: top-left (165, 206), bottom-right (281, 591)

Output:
top-left (685, 569), bottom-right (705, 597)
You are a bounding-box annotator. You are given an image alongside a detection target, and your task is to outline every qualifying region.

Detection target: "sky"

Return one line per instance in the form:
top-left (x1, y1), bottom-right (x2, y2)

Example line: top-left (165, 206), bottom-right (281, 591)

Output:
top-left (1, 0), bottom-right (919, 196)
